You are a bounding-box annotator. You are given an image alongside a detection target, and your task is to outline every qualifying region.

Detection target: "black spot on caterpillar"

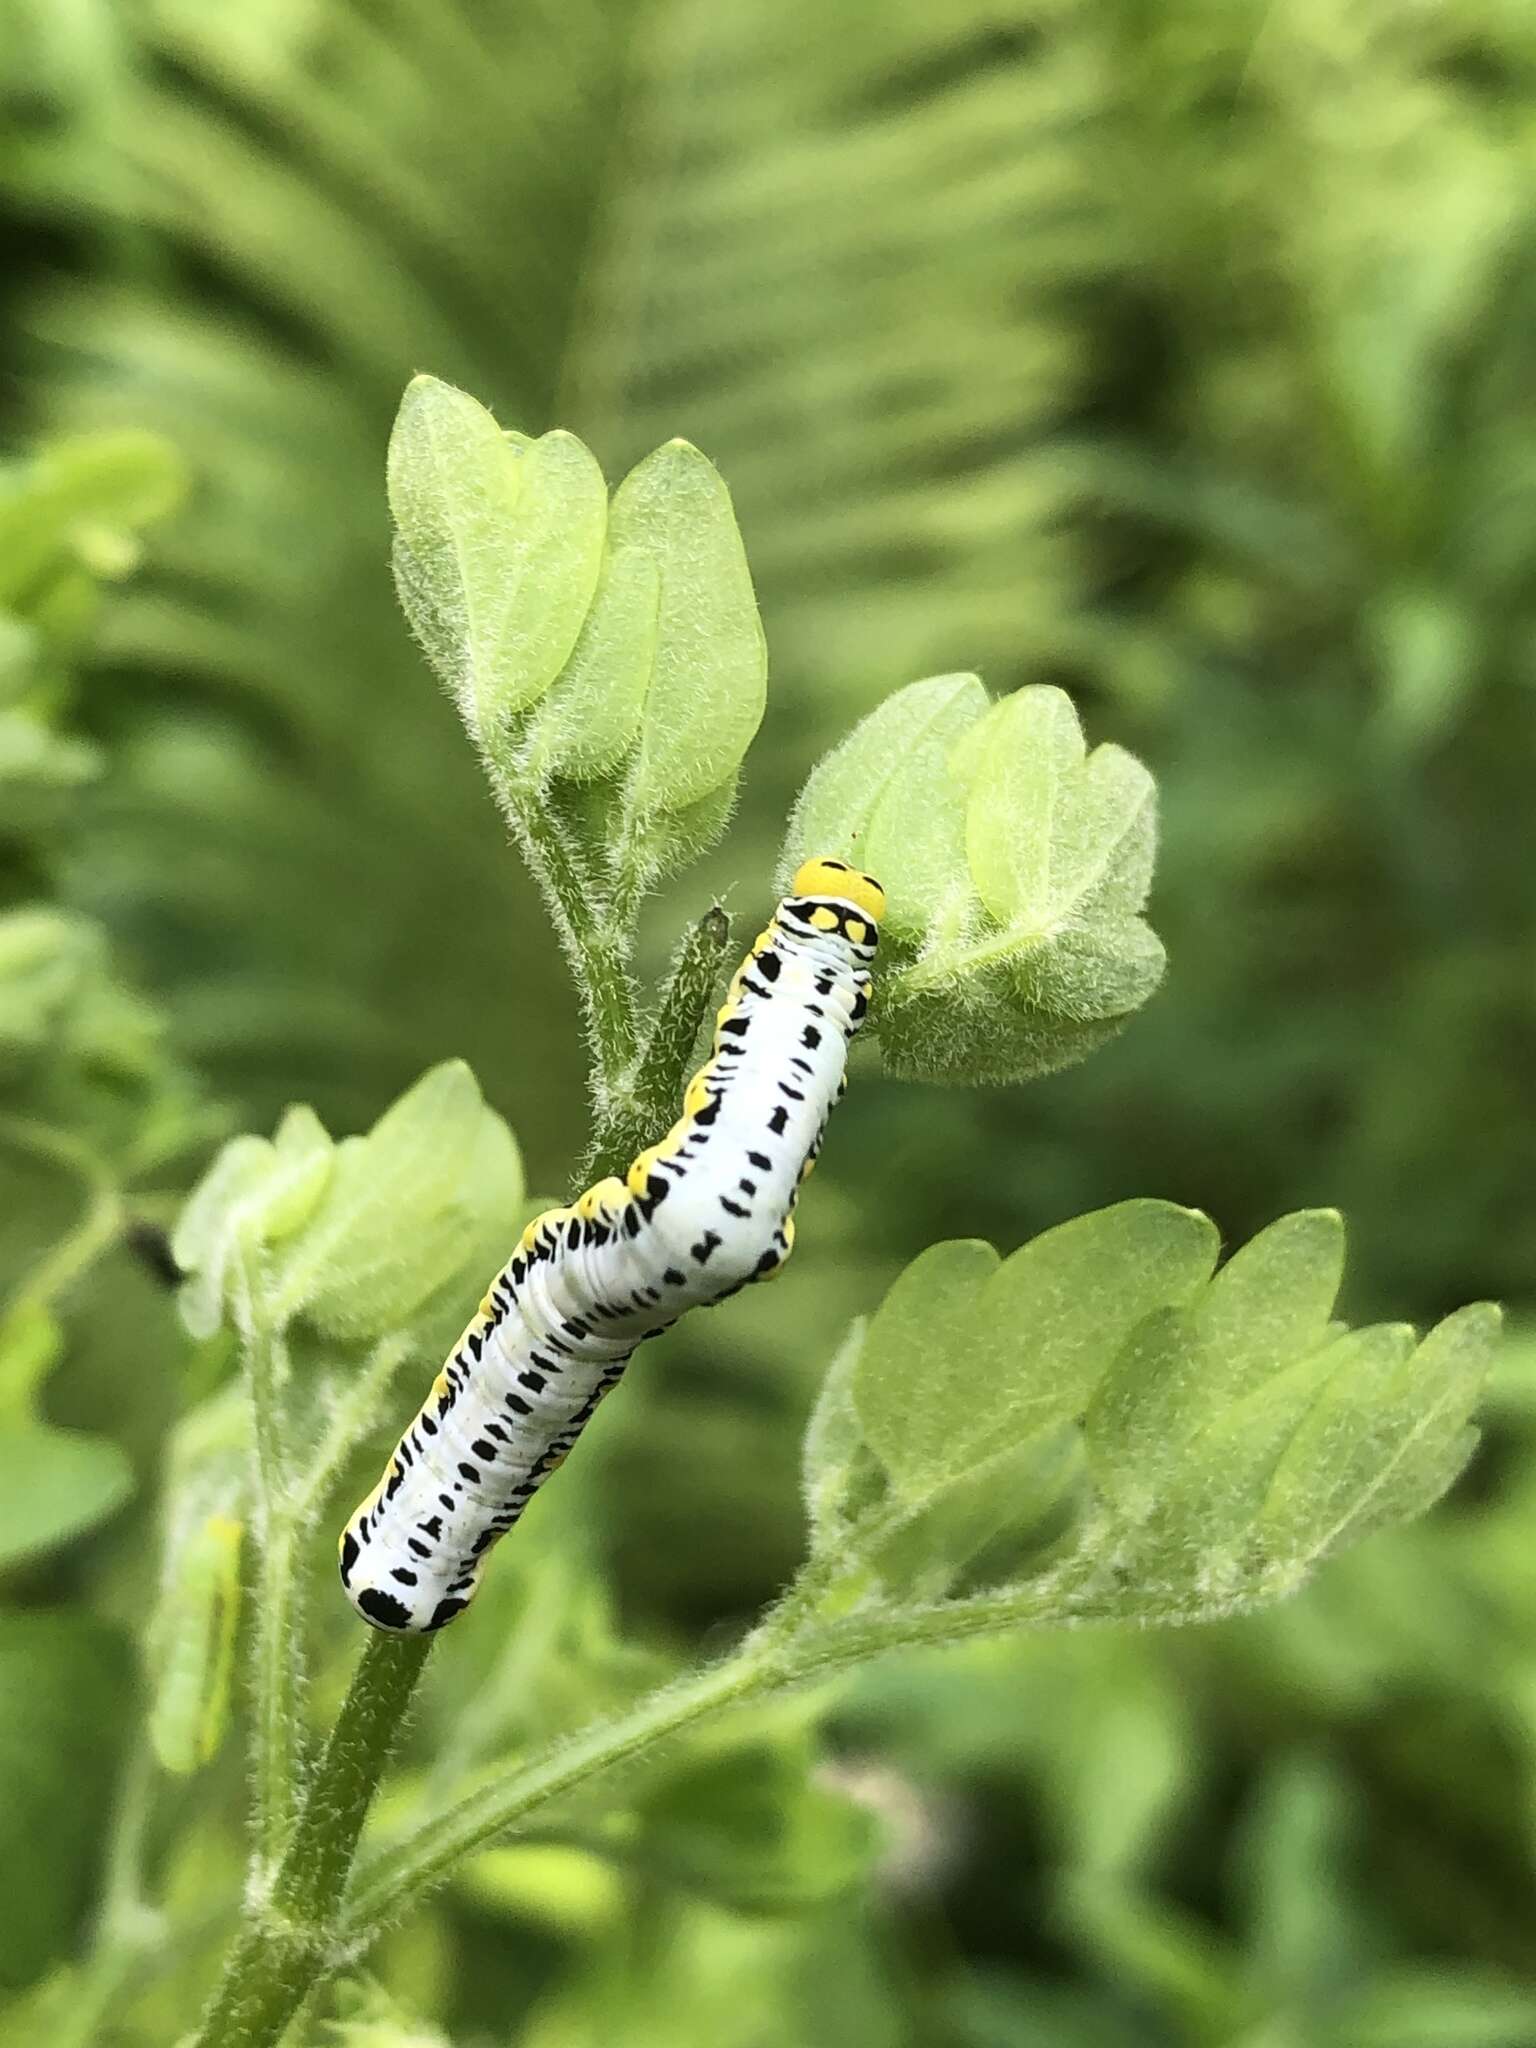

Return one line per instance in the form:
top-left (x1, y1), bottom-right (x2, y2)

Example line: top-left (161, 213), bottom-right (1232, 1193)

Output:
top-left (338, 859), bottom-right (884, 1633)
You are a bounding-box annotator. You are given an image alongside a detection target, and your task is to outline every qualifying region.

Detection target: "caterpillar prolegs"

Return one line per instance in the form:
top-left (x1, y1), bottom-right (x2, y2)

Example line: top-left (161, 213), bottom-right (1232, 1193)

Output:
top-left (339, 857), bottom-right (884, 1633)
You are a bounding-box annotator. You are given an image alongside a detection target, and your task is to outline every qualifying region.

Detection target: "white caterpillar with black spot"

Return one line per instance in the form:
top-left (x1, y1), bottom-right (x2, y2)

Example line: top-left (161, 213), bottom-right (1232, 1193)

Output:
top-left (339, 857), bottom-right (885, 1632)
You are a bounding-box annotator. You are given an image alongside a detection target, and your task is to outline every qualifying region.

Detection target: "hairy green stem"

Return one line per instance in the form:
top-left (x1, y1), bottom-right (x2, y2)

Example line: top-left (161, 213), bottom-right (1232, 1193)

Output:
top-left (251, 1523), bottom-right (302, 1868)
top-left (0, 1113), bottom-right (123, 1321)
top-left (239, 1298), bottom-right (303, 1866)
top-left (191, 1632), bottom-right (431, 2048)
top-left (272, 1632), bottom-right (433, 1922)
top-left (336, 1558), bottom-right (1203, 1943)
top-left (498, 780), bottom-right (641, 1086)
top-left (633, 904), bottom-right (730, 1115)
top-left (335, 1576), bottom-right (1117, 1936)
top-left (342, 1640), bottom-right (771, 1932)
top-left (582, 903), bottom-right (731, 1181)
top-left (195, 1555), bottom-right (1149, 2039)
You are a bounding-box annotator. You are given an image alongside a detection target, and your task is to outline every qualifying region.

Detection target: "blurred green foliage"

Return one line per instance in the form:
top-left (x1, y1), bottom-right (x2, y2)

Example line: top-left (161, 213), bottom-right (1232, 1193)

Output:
top-left (4, 0), bottom-right (1536, 2043)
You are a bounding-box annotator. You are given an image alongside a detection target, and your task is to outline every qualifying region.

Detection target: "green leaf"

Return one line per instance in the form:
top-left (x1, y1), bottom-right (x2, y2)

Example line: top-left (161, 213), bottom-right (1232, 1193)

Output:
top-left (1143, 1328), bottom-right (1400, 1566)
top-left (517, 535), bottom-right (661, 783)
top-left (781, 672), bottom-right (988, 937)
top-left (388, 387), bottom-right (762, 882)
top-left (960, 685), bottom-right (1088, 927)
top-left (1086, 1211), bottom-right (1346, 1524)
top-left (0, 1425), bottom-right (133, 1568)
top-left (174, 1061), bottom-right (522, 1349)
top-left (1258, 1301), bottom-right (1500, 1566)
top-left (147, 1384), bottom-right (249, 1776)
top-left (0, 1613), bottom-right (131, 1990)
top-left (1193, 1209), bottom-right (1347, 1403)
top-left (615, 438), bottom-right (767, 834)
top-left (783, 678), bottom-right (1163, 1085)
top-left (0, 713), bottom-right (100, 802)
top-left (1074, 1213), bottom-right (1498, 1614)
top-left (388, 376), bottom-right (607, 749)
top-left (172, 1109), bottom-right (335, 1342)
top-left (850, 1239), bottom-right (999, 1493)
top-left (265, 1060), bottom-right (523, 1342)
top-left (0, 908), bottom-right (99, 1060)
top-left (798, 1208), bottom-right (1497, 1635)
top-left (0, 430), bottom-right (185, 611)
top-left (852, 1203), bottom-right (1217, 1497)
top-left (865, 1426), bottom-right (1082, 1598)
top-left (965, 1202), bottom-right (1220, 1467)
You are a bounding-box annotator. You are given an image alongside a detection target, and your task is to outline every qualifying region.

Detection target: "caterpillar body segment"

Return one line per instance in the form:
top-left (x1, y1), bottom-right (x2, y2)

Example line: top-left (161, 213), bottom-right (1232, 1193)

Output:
top-left (339, 857), bottom-right (883, 1633)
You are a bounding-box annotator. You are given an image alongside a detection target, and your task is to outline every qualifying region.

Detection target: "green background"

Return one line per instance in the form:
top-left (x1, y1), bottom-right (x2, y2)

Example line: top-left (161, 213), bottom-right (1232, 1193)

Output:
top-left (4, 2), bottom-right (1536, 2042)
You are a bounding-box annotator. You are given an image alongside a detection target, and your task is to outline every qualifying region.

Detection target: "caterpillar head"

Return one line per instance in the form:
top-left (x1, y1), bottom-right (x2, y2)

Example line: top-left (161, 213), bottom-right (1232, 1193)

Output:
top-left (789, 856), bottom-right (885, 925)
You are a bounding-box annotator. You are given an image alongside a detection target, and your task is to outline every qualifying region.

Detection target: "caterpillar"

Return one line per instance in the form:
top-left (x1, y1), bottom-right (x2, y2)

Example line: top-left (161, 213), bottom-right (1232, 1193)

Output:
top-left (339, 856), bottom-right (884, 1633)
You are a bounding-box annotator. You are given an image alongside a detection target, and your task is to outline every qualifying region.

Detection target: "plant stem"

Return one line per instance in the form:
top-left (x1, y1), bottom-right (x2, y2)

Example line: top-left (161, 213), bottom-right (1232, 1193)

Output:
top-left (0, 1113), bottom-right (123, 1320)
top-left (195, 1561), bottom-right (1194, 2038)
top-left (496, 778), bottom-right (641, 1088)
top-left (251, 1522), bottom-right (302, 1869)
top-left (273, 1632), bottom-right (433, 1922)
top-left (191, 1631), bottom-right (431, 2048)
top-left (341, 1640), bottom-right (770, 1933)
top-left (337, 1568), bottom-right (1214, 1943)
top-left (582, 903), bottom-right (730, 1181)
top-left (239, 1294), bottom-right (304, 1867)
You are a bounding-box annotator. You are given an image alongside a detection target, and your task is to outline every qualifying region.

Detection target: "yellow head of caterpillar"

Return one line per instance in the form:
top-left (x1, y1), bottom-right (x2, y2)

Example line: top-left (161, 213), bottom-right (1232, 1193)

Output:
top-left (790, 856), bottom-right (885, 925)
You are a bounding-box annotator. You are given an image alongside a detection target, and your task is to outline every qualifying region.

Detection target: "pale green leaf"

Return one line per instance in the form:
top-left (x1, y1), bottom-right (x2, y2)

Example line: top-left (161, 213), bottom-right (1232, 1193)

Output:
top-left (851, 1239), bottom-right (1000, 1492)
top-left (1193, 1209), bottom-right (1346, 1403)
top-left (966, 1202), bottom-right (1220, 1463)
top-left (791, 677), bottom-right (1164, 1085)
top-left (260, 1104), bottom-right (337, 1243)
top-left (0, 1426), bottom-right (133, 1568)
top-left (1144, 1328), bottom-right (1404, 1561)
top-left (850, 1204), bottom-right (1217, 1497)
top-left (517, 535), bottom-right (660, 782)
top-left (960, 686), bottom-right (1086, 927)
top-left (1259, 1301), bottom-right (1500, 1563)
top-left (1073, 1214), bottom-right (1498, 1615)
top-left (782, 673), bottom-right (987, 937)
top-left (866, 1425), bottom-right (1082, 1598)
top-left (0, 430), bottom-right (185, 608)
top-left (1086, 1209), bottom-right (1346, 1522)
top-left (634, 775), bottom-right (740, 880)
top-left (0, 908), bottom-right (99, 1058)
top-left (172, 1133), bottom-right (283, 1341)
top-left (172, 1112), bottom-right (335, 1341)
top-left (617, 438), bottom-right (767, 823)
top-left (147, 1384), bottom-right (248, 1776)
top-left (148, 1507), bottom-right (243, 1776)
top-left (1052, 743), bottom-right (1159, 920)
top-left (267, 1059), bottom-right (523, 1341)
top-left (388, 376), bottom-right (607, 746)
